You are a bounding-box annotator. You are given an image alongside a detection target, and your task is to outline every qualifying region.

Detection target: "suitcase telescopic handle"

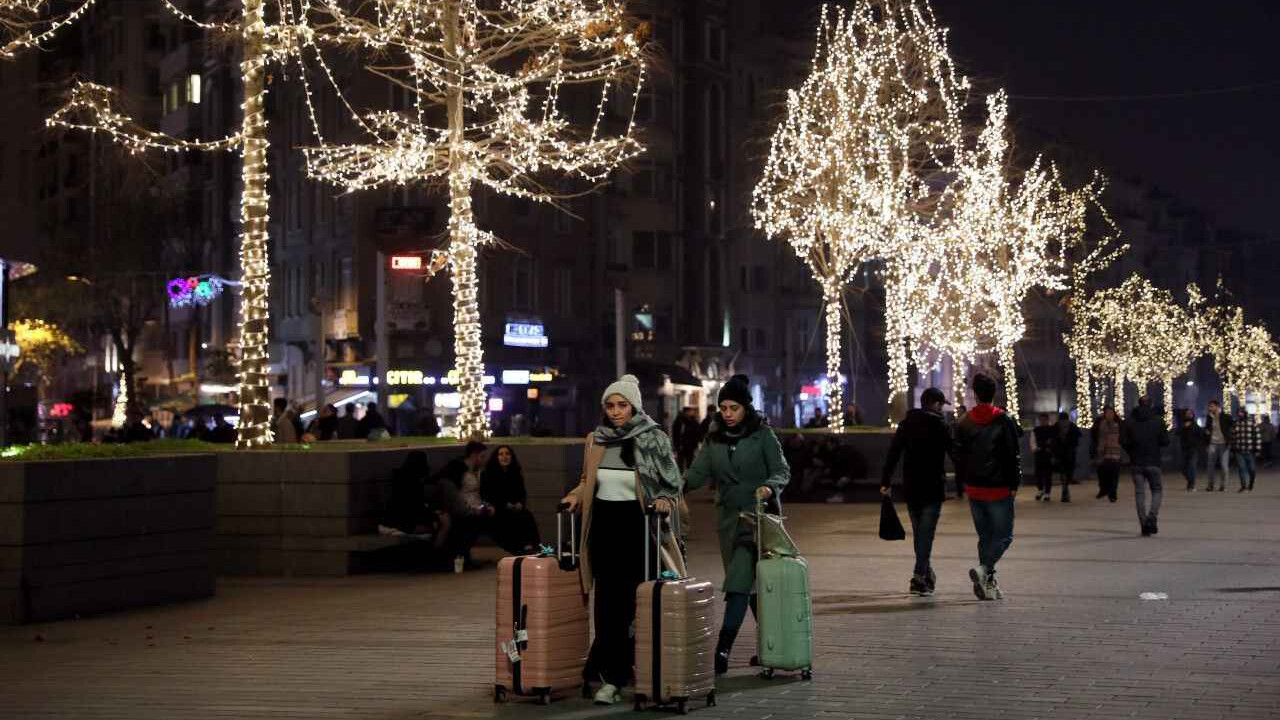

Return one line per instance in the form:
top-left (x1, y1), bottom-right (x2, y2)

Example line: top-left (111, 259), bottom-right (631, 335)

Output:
top-left (556, 506), bottom-right (579, 569)
top-left (644, 503), bottom-right (670, 581)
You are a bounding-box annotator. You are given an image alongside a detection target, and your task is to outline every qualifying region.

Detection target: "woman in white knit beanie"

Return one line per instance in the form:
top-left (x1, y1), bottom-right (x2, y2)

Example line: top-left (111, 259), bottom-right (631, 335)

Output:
top-left (560, 374), bottom-right (684, 705)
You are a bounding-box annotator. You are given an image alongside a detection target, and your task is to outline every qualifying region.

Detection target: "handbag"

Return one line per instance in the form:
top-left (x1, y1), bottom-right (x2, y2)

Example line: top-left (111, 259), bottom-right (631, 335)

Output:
top-left (879, 496), bottom-right (906, 541)
top-left (739, 497), bottom-right (800, 558)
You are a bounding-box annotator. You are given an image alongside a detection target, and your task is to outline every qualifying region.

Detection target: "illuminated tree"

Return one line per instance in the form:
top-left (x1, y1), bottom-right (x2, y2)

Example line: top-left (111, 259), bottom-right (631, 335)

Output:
top-left (752, 0), bottom-right (967, 429)
top-left (302, 0), bottom-right (648, 439)
top-left (891, 91), bottom-right (1109, 418)
top-left (11, 319), bottom-right (83, 394)
top-left (1189, 286), bottom-right (1280, 411)
top-left (0, 0), bottom-right (95, 58)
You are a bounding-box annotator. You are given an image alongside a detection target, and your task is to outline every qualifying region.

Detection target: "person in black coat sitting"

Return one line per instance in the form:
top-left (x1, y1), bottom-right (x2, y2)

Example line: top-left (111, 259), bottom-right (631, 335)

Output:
top-left (480, 445), bottom-right (541, 554)
top-left (381, 451), bottom-right (452, 559)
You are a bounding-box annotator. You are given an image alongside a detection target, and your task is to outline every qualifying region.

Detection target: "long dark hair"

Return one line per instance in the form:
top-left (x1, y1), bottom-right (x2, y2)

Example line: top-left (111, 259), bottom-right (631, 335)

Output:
top-left (483, 444), bottom-right (523, 479)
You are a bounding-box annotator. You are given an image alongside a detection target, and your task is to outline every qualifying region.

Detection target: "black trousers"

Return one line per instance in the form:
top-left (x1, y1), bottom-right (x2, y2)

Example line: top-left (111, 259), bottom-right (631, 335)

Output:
top-left (585, 499), bottom-right (649, 687)
top-left (1097, 460), bottom-right (1121, 500)
top-left (492, 508), bottom-right (541, 554)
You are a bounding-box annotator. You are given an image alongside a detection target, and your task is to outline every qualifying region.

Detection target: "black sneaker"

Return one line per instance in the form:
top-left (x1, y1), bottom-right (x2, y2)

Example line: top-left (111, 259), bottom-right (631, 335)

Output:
top-left (909, 575), bottom-right (930, 596)
top-left (925, 568), bottom-right (937, 594)
top-left (1140, 521), bottom-right (1152, 537)
top-left (1148, 517), bottom-right (1158, 535)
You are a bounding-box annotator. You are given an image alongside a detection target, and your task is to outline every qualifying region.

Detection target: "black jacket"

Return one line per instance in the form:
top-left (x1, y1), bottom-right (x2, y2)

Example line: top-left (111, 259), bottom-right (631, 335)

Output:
top-left (953, 405), bottom-right (1022, 491)
top-left (1121, 405), bottom-right (1169, 466)
top-left (480, 466), bottom-right (528, 508)
top-left (1176, 419), bottom-right (1206, 456)
top-left (1204, 412), bottom-right (1233, 445)
top-left (881, 408), bottom-right (958, 507)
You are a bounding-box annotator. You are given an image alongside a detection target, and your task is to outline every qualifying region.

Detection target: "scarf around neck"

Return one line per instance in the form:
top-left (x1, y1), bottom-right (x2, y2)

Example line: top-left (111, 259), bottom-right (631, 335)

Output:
top-left (592, 412), bottom-right (680, 498)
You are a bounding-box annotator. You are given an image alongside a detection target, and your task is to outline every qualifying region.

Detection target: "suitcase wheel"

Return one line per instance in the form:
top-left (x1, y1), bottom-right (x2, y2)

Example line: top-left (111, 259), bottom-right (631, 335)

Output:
top-left (633, 697), bottom-right (646, 712)
top-left (706, 691), bottom-right (717, 708)
top-left (802, 669), bottom-right (813, 681)
top-left (676, 699), bottom-right (688, 715)
top-left (493, 686), bottom-right (507, 703)
top-left (760, 668), bottom-right (775, 680)
top-left (581, 683), bottom-right (593, 699)
top-left (538, 693), bottom-right (552, 706)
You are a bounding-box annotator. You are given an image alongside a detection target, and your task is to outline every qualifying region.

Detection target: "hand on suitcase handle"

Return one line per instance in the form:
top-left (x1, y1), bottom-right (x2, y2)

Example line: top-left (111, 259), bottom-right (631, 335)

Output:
top-left (648, 498), bottom-right (674, 517)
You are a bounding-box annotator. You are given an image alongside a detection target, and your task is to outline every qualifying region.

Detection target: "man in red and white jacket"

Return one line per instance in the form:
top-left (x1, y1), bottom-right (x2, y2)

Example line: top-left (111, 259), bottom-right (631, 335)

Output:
top-left (953, 373), bottom-right (1022, 601)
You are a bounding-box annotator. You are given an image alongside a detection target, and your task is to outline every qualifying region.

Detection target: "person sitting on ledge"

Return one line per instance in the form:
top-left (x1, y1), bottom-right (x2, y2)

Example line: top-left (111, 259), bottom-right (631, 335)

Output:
top-left (480, 444), bottom-right (541, 555)
top-left (434, 441), bottom-right (495, 567)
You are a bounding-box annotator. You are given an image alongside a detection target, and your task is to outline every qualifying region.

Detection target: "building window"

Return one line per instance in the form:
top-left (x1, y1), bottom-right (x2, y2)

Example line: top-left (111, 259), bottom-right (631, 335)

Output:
top-left (704, 83), bottom-right (725, 181)
top-left (338, 256), bottom-right (353, 310)
top-left (633, 162), bottom-right (672, 201)
top-left (738, 326), bottom-right (749, 352)
top-left (704, 21), bottom-right (725, 64)
top-left (512, 256), bottom-right (536, 310)
top-left (754, 328), bottom-right (767, 352)
top-left (633, 231), bottom-right (672, 271)
top-left (187, 74), bottom-right (201, 104)
top-left (553, 266), bottom-right (574, 318)
top-left (752, 265), bottom-right (769, 291)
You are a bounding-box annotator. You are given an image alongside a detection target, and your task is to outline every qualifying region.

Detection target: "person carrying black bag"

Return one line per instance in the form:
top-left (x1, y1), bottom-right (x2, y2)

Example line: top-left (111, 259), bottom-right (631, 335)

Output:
top-left (880, 387), bottom-right (959, 596)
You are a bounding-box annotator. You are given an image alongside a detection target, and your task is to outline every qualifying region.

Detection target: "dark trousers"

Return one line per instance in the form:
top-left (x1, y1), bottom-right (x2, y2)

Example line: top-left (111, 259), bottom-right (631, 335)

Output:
top-left (1035, 453), bottom-right (1053, 496)
top-left (969, 497), bottom-right (1014, 573)
top-left (907, 502), bottom-right (941, 577)
top-left (492, 508), bottom-right (541, 554)
top-left (1181, 452), bottom-right (1198, 489)
top-left (585, 499), bottom-right (647, 687)
top-left (1097, 460), bottom-right (1121, 500)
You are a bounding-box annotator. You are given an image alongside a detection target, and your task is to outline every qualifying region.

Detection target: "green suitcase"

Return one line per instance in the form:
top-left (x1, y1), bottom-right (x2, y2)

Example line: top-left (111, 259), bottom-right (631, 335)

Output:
top-left (753, 501), bottom-right (813, 680)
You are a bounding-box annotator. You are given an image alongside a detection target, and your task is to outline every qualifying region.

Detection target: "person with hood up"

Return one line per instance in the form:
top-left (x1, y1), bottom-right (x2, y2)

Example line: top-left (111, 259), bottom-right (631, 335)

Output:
top-left (880, 387), bottom-right (958, 596)
top-left (560, 375), bottom-right (684, 706)
top-left (684, 374), bottom-right (790, 676)
top-left (953, 373), bottom-right (1022, 601)
top-left (1121, 396), bottom-right (1169, 536)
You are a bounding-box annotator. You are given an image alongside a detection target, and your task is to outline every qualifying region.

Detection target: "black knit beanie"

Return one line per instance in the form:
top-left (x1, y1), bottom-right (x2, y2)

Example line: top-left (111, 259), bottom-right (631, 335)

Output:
top-left (717, 374), bottom-right (753, 408)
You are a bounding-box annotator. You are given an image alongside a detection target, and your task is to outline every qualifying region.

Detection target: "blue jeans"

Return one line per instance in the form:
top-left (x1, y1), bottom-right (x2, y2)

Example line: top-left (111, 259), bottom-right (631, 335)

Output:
top-left (1132, 466), bottom-right (1163, 524)
top-left (1236, 452), bottom-right (1256, 488)
top-left (907, 502), bottom-right (942, 577)
top-left (1207, 444), bottom-right (1228, 490)
top-left (968, 496), bottom-right (1015, 572)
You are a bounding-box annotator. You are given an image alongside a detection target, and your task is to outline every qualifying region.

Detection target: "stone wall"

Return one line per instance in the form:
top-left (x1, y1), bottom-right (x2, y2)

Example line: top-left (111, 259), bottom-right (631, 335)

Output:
top-left (0, 455), bottom-right (216, 624)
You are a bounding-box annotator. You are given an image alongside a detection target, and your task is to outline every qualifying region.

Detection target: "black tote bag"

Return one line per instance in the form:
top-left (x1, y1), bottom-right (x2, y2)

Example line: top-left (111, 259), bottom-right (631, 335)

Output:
top-left (879, 496), bottom-right (907, 541)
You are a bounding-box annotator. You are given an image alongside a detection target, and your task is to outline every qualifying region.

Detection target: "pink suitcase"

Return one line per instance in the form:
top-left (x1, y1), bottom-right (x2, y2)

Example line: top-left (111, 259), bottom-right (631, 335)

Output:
top-left (494, 511), bottom-right (589, 705)
top-left (633, 505), bottom-right (717, 713)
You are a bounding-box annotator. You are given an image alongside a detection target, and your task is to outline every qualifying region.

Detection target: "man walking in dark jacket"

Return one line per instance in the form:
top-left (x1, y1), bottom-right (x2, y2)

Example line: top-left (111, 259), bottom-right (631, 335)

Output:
top-left (1204, 400), bottom-right (1233, 492)
top-left (881, 387), bottom-right (958, 596)
top-left (953, 373), bottom-right (1022, 601)
top-left (1121, 397), bottom-right (1169, 536)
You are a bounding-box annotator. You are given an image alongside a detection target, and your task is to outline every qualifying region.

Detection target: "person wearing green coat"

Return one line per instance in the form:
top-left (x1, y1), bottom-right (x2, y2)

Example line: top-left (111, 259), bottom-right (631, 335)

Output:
top-left (684, 374), bottom-right (790, 676)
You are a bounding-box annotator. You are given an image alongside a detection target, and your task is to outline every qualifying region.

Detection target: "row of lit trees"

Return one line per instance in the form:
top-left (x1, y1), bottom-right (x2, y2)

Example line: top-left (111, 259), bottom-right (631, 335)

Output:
top-left (752, 0), bottom-right (1116, 428)
top-left (16, 0), bottom-right (650, 443)
top-left (1067, 276), bottom-right (1280, 429)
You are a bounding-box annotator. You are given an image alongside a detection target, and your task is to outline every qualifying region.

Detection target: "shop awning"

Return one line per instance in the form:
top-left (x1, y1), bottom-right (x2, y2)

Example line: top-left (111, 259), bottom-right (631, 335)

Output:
top-left (629, 361), bottom-right (702, 389)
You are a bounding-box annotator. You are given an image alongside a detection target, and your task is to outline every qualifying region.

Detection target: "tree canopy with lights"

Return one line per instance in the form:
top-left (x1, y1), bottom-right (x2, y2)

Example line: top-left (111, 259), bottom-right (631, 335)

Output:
top-left (752, 0), bottom-right (968, 428)
top-left (302, 0), bottom-right (648, 439)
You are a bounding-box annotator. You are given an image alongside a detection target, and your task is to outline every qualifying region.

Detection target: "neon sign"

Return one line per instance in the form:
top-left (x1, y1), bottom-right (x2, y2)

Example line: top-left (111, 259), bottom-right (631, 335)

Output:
top-left (167, 275), bottom-right (241, 308)
top-left (503, 322), bottom-right (548, 348)
top-left (391, 255), bottom-right (423, 270)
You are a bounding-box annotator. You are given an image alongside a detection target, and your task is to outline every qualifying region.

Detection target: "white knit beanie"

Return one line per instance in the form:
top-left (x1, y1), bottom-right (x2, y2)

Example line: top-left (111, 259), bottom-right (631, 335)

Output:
top-left (601, 374), bottom-right (643, 411)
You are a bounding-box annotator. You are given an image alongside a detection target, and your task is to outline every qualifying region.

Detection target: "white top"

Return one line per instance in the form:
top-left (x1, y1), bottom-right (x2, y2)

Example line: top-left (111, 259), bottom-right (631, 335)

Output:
top-left (459, 469), bottom-right (483, 512)
top-left (596, 467), bottom-right (637, 501)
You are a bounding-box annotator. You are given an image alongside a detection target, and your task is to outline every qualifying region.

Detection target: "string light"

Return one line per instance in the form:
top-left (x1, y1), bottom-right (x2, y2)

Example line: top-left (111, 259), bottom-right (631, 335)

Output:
top-left (1188, 286), bottom-right (1280, 410)
top-left (751, 0), bottom-right (968, 430)
top-left (1, 0), bottom-right (97, 59)
top-left (301, 0), bottom-right (648, 439)
top-left (112, 374), bottom-right (128, 428)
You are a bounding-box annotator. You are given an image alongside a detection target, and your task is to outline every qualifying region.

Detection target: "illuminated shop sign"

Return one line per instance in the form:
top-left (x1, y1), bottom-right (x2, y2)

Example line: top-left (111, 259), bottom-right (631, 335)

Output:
top-left (167, 275), bottom-right (241, 308)
top-left (503, 321), bottom-right (548, 348)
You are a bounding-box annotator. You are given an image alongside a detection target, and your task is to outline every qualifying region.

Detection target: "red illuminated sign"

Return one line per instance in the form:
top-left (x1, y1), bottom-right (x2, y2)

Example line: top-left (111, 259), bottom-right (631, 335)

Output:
top-left (391, 255), bottom-right (423, 270)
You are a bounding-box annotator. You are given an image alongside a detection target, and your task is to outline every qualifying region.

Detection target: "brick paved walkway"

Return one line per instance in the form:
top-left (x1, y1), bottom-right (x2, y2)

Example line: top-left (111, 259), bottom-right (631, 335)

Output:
top-left (3, 471), bottom-right (1279, 719)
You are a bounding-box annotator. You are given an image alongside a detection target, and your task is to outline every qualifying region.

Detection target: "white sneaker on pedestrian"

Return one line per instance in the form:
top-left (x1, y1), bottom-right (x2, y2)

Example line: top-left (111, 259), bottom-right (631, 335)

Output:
top-left (593, 683), bottom-right (622, 705)
top-left (986, 575), bottom-right (1004, 600)
top-left (969, 566), bottom-right (990, 600)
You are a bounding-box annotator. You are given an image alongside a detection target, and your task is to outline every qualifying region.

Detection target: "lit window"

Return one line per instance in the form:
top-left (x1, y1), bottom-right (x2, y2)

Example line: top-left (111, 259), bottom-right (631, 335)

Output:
top-left (187, 74), bottom-right (202, 104)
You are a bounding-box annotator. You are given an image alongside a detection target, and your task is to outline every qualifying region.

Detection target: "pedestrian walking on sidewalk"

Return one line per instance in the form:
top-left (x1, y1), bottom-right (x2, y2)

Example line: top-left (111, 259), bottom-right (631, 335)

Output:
top-left (880, 387), bottom-right (958, 596)
top-left (559, 374), bottom-right (684, 706)
top-left (1031, 413), bottom-right (1057, 502)
top-left (1229, 409), bottom-right (1261, 492)
top-left (1055, 412), bottom-right (1082, 498)
top-left (1090, 406), bottom-right (1125, 502)
top-left (953, 373), bottom-right (1022, 601)
top-left (684, 374), bottom-right (790, 676)
top-left (1121, 397), bottom-right (1169, 537)
top-left (1203, 400), bottom-right (1233, 492)
top-left (1177, 408), bottom-right (1206, 491)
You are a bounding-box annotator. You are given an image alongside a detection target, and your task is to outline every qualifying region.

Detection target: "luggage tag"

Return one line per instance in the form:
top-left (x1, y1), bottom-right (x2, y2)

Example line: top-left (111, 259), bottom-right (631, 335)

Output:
top-left (500, 640), bottom-right (521, 663)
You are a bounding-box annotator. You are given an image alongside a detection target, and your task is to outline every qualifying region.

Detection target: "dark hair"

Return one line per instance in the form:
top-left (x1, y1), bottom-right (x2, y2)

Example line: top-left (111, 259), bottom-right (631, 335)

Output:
top-left (1058, 411), bottom-right (1070, 421)
top-left (484, 444), bottom-right (522, 477)
top-left (367, 402), bottom-right (379, 412)
top-left (273, 397), bottom-right (287, 412)
top-left (1208, 399), bottom-right (1221, 407)
top-left (1038, 412), bottom-right (1051, 423)
top-left (972, 373), bottom-right (997, 403)
top-left (465, 440), bottom-right (488, 458)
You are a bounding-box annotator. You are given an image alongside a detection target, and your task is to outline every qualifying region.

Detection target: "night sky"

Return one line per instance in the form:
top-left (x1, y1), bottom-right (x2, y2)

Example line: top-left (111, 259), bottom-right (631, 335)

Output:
top-left (930, 0), bottom-right (1279, 237)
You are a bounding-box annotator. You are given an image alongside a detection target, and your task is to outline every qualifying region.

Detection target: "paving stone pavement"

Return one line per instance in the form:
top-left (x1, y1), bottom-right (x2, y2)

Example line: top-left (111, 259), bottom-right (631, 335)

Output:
top-left (2, 471), bottom-right (1279, 720)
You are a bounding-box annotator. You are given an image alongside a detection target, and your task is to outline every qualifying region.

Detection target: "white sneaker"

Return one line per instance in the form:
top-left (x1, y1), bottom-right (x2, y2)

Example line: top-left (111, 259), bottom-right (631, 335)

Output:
top-left (969, 566), bottom-right (990, 600)
top-left (593, 683), bottom-right (622, 705)
top-left (986, 575), bottom-right (1004, 600)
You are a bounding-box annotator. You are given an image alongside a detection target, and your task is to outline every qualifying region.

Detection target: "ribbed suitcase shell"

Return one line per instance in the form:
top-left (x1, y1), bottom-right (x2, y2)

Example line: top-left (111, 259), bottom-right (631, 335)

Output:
top-left (494, 555), bottom-right (589, 703)
top-left (757, 555), bottom-right (813, 674)
top-left (634, 576), bottom-right (716, 709)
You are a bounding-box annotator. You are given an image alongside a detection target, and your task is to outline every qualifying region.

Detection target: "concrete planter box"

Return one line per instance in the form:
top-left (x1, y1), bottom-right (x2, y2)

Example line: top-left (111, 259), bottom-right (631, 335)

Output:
top-left (0, 454), bottom-right (217, 625)
top-left (215, 441), bottom-right (585, 577)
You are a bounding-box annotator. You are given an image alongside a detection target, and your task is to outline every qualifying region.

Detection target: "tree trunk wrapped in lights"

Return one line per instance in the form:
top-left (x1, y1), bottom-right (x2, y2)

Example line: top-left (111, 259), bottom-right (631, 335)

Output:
top-left (752, 0), bottom-right (968, 429)
top-left (303, 0), bottom-right (647, 439)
